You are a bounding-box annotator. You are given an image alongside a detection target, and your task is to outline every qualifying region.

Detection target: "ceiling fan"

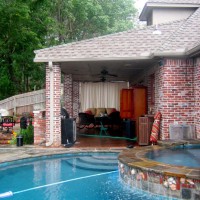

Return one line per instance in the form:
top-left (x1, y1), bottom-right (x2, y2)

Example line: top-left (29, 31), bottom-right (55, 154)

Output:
top-left (99, 69), bottom-right (118, 77)
top-left (95, 69), bottom-right (118, 82)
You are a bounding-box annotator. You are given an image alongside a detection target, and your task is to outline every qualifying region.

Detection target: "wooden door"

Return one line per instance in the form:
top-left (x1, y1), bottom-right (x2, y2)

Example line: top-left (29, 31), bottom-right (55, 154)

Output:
top-left (120, 89), bottom-right (134, 119)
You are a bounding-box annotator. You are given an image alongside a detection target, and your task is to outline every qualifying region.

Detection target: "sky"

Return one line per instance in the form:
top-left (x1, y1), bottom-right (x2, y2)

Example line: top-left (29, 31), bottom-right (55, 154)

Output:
top-left (135, 0), bottom-right (148, 11)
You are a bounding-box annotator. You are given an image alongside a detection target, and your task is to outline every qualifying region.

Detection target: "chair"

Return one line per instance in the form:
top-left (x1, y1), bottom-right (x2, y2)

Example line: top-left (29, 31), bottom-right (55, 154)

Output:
top-left (99, 121), bottom-right (108, 135)
top-left (0, 116), bottom-right (15, 133)
top-left (78, 113), bottom-right (95, 129)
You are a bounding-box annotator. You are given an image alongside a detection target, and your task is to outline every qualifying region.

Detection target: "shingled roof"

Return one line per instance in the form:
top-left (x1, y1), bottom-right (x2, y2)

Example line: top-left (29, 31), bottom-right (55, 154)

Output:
top-left (34, 7), bottom-right (200, 62)
top-left (157, 7), bottom-right (200, 54)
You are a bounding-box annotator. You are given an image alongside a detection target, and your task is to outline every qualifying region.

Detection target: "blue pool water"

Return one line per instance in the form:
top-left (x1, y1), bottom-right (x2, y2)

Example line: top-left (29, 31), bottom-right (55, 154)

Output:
top-left (0, 152), bottom-right (175, 200)
top-left (146, 144), bottom-right (200, 167)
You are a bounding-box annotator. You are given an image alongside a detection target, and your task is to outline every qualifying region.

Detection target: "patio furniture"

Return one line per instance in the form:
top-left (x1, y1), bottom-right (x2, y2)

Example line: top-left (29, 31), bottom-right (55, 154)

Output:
top-left (99, 121), bottom-right (108, 135)
top-left (0, 116), bottom-right (15, 133)
top-left (78, 108), bottom-right (121, 129)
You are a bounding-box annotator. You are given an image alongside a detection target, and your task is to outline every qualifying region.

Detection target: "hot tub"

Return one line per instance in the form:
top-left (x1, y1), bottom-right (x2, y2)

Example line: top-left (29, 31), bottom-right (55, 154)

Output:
top-left (118, 140), bottom-right (200, 200)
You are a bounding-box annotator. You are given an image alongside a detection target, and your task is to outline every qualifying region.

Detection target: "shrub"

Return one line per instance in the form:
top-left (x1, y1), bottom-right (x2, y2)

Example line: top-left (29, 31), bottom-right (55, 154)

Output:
top-left (10, 124), bottom-right (34, 145)
top-left (20, 124), bottom-right (34, 144)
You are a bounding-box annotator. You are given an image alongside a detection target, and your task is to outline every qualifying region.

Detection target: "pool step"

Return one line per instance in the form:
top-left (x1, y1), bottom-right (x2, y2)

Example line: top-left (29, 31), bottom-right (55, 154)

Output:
top-left (78, 156), bottom-right (117, 165)
top-left (63, 156), bottom-right (118, 172)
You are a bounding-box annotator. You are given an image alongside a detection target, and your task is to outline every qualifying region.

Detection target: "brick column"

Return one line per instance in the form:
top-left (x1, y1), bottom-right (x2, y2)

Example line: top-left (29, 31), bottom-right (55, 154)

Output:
top-left (45, 63), bottom-right (61, 147)
top-left (63, 74), bottom-right (73, 117)
top-left (73, 81), bottom-right (80, 120)
top-left (155, 58), bottom-right (195, 140)
top-left (33, 110), bottom-right (46, 145)
top-left (194, 57), bottom-right (200, 138)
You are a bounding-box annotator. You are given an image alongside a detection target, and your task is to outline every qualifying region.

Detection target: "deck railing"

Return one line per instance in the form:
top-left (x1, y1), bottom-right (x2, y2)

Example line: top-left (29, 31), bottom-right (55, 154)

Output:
top-left (0, 89), bottom-right (45, 115)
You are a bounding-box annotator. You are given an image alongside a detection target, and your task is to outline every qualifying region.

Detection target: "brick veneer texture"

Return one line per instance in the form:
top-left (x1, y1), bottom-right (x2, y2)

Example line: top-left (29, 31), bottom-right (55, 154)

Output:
top-left (45, 63), bottom-right (61, 146)
top-left (154, 58), bottom-right (195, 140)
top-left (194, 57), bottom-right (200, 138)
top-left (63, 74), bottom-right (73, 117)
top-left (33, 111), bottom-right (46, 145)
top-left (72, 81), bottom-right (80, 121)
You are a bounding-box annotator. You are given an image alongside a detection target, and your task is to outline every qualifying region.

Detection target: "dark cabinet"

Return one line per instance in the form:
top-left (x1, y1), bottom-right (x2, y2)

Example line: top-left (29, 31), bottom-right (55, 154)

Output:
top-left (138, 116), bottom-right (154, 145)
top-left (120, 87), bottom-right (147, 137)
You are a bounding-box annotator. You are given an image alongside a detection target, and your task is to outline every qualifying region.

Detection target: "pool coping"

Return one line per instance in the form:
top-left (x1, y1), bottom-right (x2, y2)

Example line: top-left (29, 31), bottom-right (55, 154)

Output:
top-left (0, 145), bottom-right (125, 164)
top-left (119, 147), bottom-right (200, 180)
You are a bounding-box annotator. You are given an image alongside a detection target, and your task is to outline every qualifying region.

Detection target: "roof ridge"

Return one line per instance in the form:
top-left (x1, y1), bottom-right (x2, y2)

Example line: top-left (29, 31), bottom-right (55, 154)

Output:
top-left (157, 7), bottom-right (200, 52)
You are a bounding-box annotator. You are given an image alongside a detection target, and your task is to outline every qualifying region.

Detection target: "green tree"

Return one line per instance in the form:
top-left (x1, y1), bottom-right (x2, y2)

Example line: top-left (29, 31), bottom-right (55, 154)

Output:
top-left (0, 0), bottom-right (137, 100)
top-left (0, 0), bottom-right (52, 99)
top-left (48, 0), bottom-right (136, 44)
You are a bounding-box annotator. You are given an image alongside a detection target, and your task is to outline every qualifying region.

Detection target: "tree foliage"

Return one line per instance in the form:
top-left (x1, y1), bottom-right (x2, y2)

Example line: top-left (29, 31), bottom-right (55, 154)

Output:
top-left (0, 0), bottom-right (136, 100)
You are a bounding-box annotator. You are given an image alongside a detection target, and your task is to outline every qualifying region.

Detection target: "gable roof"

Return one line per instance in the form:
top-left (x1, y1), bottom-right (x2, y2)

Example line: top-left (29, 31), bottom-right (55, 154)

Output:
top-left (34, 7), bottom-right (200, 63)
top-left (140, 0), bottom-right (200, 21)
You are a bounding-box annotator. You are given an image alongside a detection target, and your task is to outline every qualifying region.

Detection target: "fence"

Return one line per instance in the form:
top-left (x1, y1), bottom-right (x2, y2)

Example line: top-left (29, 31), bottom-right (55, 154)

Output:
top-left (0, 89), bottom-right (45, 115)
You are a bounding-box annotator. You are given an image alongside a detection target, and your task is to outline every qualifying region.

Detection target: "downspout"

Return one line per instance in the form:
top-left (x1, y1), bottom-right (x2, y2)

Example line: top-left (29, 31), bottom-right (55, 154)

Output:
top-left (46, 61), bottom-right (54, 146)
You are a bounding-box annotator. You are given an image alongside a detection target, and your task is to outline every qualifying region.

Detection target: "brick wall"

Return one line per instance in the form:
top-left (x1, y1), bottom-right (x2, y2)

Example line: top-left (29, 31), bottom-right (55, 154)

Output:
top-left (63, 74), bottom-right (73, 117)
top-left (72, 81), bottom-right (80, 120)
top-left (194, 57), bottom-right (200, 138)
top-left (33, 110), bottom-right (46, 145)
top-left (147, 74), bottom-right (155, 114)
top-left (63, 74), bottom-right (80, 119)
top-left (154, 58), bottom-right (195, 139)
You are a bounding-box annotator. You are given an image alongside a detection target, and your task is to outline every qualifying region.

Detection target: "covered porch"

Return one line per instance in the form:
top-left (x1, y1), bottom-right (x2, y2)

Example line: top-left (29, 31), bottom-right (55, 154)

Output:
top-left (33, 21), bottom-right (200, 147)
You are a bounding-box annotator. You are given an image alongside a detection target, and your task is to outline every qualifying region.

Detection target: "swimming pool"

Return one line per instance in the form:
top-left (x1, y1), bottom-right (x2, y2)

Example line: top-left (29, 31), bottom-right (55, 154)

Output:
top-left (146, 144), bottom-right (200, 167)
top-left (0, 152), bottom-right (172, 200)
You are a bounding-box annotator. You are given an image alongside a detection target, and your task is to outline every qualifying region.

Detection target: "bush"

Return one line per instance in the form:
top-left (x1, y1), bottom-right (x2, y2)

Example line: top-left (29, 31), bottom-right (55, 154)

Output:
top-left (20, 124), bottom-right (34, 144)
top-left (10, 124), bottom-right (34, 145)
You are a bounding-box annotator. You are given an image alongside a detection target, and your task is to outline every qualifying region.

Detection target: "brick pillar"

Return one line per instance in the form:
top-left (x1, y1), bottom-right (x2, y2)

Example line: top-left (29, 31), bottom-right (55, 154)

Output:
top-left (45, 63), bottom-right (61, 147)
top-left (63, 74), bottom-right (73, 117)
top-left (155, 58), bottom-right (195, 140)
top-left (33, 110), bottom-right (46, 145)
top-left (147, 74), bottom-right (155, 114)
top-left (73, 81), bottom-right (80, 120)
top-left (194, 57), bottom-right (200, 138)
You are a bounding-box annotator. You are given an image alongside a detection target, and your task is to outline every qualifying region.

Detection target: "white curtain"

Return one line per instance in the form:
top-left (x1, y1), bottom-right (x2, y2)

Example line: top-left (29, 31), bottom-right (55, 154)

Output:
top-left (80, 82), bottom-right (128, 111)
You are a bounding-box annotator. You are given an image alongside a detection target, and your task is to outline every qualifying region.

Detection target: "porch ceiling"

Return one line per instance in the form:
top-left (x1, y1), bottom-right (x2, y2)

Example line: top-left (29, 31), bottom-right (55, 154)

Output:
top-left (60, 58), bottom-right (158, 82)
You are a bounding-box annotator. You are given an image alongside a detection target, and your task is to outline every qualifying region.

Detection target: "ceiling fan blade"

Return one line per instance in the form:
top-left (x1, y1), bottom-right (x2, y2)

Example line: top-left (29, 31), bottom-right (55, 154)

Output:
top-left (107, 73), bottom-right (118, 77)
top-left (101, 69), bottom-right (118, 77)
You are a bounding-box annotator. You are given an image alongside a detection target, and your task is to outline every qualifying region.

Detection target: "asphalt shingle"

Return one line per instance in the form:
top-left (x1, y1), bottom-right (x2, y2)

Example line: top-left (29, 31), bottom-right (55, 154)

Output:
top-left (34, 2), bottom-right (200, 62)
top-left (158, 7), bottom-right (200, 52)
top-left (34, 20), bottom-right (185, 62)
